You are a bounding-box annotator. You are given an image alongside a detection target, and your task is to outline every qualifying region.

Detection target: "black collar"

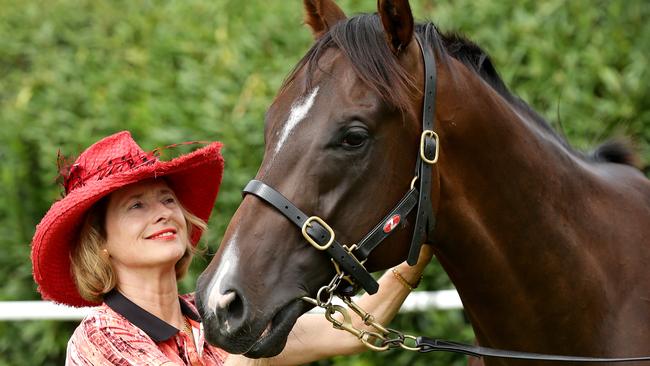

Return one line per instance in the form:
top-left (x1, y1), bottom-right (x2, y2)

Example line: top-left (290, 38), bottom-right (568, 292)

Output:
top-left (104, 289), bottom-right (201, 342)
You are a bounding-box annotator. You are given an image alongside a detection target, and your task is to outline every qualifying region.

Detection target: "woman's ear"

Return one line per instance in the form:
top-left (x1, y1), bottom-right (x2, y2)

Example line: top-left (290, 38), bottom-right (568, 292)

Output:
top-left (303, 0), bottom-right (347, 39)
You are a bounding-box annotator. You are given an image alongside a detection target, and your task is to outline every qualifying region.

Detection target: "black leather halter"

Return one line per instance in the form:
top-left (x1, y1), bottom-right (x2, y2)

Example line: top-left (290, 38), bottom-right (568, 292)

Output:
top-left (243, 34), bottom-right (438, 296)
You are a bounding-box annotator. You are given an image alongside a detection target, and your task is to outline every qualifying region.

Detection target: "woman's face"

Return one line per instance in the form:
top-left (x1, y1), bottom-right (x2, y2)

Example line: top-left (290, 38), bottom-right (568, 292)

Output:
top-left (104, 179), bottom-right (188, 273)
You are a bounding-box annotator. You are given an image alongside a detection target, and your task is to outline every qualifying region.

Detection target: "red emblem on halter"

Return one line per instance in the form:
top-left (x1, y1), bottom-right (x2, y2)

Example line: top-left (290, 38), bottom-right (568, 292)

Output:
top-left (383, 214), bottom-right (401, 233)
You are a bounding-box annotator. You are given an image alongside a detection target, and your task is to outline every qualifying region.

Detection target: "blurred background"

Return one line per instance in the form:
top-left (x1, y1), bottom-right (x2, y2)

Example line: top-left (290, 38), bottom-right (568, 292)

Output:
top-left (0, 0), bottom-right (648, 365)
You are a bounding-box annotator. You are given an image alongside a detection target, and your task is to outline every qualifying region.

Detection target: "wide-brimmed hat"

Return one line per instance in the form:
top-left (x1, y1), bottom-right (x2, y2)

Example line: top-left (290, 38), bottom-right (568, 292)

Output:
top-left (31, 131), bottom-right (224, 307)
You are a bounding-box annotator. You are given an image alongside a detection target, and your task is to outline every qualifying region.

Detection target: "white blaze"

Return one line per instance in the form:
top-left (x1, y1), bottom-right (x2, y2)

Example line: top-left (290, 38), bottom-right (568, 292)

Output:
top-left (274, 87), bottom-right (319, 154)
top-left (205, 235), bottom-right (239, 322)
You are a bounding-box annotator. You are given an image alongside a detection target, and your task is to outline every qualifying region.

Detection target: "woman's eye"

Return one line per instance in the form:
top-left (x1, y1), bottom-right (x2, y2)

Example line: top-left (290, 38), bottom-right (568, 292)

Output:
top-left (341, 129), bottom-right (368, 148)
top-left (163, 197), bottom-right (176, 205)
top-left (129, 202), bottom-right (143, 210)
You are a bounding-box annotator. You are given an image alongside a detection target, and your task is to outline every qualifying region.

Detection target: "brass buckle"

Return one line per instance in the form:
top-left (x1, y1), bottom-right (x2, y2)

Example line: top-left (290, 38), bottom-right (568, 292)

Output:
top-left (419, 130), bottom-right (439, 164)
top-left (301, 216), bottom-right (335, 250)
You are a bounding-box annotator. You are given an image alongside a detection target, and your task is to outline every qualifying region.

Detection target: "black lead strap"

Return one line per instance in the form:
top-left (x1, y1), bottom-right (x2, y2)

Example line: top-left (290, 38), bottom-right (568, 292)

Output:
top-left (416, 338), bottom-right (650, 362)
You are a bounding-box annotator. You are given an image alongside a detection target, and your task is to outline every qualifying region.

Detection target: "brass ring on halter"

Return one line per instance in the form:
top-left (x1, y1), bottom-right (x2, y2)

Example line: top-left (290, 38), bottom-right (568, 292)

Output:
top-left (315, 286), bottom-right (333, 307)
top-left (410, 176), bottom-right (418, 190)
top-left (419, 130), bottom-right (440, 164)
top-left (301, 216), bottom-right (335, 250)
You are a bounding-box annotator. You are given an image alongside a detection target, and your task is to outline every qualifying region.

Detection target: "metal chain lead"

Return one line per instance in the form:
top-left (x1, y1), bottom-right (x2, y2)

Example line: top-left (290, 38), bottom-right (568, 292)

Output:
top-left (340, 295), bottom-right (421, 351)
top-left (301, 272), bottom-right (421, 353)
top-left (301, 270), bottom-right (344, 308)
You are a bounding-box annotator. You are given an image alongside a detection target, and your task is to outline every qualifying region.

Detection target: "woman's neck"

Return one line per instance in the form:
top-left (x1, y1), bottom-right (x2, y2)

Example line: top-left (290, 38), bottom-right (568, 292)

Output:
top-left (115, 268), bottom-right (184, 328)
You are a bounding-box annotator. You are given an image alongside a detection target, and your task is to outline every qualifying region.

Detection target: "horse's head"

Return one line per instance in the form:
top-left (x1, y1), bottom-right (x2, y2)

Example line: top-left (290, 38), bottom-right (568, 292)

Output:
top-left (196, 0), bottom-right (436, 357)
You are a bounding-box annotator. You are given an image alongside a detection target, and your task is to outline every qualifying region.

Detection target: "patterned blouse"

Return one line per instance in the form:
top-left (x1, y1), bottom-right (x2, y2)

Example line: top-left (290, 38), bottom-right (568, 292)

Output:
top-left (66, 290), bottom-right (229, 365)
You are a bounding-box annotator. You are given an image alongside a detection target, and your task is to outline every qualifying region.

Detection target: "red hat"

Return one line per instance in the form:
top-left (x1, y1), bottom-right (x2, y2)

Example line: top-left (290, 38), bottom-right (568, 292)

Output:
top-left (31, 131), bottom-right (224, 307)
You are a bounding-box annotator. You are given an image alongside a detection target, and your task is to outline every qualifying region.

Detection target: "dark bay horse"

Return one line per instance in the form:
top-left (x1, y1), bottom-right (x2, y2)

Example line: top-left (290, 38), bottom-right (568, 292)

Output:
top-left (196, 0), bottom-right (650, 363)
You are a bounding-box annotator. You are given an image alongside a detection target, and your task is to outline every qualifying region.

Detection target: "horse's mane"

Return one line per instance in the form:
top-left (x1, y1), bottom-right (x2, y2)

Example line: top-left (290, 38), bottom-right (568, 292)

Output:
top-left (281, 13), bottom-right (639, 167)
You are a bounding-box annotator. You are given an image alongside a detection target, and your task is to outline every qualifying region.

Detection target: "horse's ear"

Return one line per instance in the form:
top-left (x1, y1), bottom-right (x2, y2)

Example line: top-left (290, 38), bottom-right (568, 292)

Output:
top-left (303, 0), bottom-right (347, 39)
top-left (377, 0), bottom-right (414, 55)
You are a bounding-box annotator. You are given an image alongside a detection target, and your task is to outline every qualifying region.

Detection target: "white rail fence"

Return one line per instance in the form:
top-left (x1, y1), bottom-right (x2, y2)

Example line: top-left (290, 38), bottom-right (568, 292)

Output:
top-left (0, 290), bottom-right (462, 321)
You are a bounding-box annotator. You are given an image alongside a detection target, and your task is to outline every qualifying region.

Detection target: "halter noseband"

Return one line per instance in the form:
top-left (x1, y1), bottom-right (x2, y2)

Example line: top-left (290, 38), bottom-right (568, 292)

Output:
top-left (242, 34), bottom-right (438, 295)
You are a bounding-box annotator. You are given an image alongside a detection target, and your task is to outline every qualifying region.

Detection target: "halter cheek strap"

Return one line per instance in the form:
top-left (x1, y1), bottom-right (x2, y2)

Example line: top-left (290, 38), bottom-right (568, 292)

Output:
top-left (408, 33), bottom-right (438, 265)
top-left (355, 34), bottom-right (438, 266)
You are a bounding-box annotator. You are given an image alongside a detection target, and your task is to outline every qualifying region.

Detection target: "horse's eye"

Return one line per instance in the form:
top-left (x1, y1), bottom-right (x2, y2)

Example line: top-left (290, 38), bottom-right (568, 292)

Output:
top-left (341, 128), bottom-right (369, 148)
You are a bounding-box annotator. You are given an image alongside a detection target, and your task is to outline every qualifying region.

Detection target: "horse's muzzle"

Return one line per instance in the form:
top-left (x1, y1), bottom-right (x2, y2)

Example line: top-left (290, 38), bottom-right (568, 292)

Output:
top-left (195, 277), bottom-right (309, 357)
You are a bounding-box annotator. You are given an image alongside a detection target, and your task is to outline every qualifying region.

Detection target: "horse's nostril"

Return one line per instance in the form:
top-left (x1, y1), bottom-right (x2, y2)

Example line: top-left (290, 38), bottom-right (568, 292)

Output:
top-left (228, 291), bottom-right (244, 321)
top-left (216, 290), bottom-right (236, 310)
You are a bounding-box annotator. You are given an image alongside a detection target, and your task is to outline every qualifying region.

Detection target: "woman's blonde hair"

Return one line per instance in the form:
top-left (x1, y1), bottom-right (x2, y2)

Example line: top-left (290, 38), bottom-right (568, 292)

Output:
top-left (70, 190), bottom-right (208, 303)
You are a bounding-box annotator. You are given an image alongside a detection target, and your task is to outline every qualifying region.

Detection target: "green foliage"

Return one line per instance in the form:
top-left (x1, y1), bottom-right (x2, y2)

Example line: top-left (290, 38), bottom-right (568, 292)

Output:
top-left (0, 0), bottom-right (647, 365)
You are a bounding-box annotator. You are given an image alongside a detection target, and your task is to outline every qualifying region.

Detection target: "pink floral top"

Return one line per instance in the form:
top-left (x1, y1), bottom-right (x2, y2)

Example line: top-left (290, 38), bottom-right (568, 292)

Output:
top-left (66, 291), bottom-right (228, 365)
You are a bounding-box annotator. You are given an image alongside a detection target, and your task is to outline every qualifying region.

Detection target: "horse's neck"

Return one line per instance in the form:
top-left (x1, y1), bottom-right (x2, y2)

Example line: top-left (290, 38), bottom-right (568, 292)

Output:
top-left (435, 87), bottom-right (585, 280)
top-left (434, 60), bottom-right (584, 250)
top-left (431, 60), bottom-right (612, 351)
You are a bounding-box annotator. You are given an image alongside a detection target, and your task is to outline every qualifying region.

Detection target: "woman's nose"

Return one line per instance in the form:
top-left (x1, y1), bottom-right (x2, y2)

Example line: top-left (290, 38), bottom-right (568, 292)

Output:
top-left (153, 203), bottom-right (173, 223)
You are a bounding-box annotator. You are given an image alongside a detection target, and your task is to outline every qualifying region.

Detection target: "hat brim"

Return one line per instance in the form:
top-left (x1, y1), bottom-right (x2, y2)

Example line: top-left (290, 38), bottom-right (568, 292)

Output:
top-left (31, 142), bottom-right (224, 307)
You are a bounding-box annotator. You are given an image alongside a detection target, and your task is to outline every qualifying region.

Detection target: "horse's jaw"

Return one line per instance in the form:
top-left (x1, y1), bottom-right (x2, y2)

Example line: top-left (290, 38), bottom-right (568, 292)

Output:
top-left (199, 297), bottom-right (309, 358)
top-left (244, 299), bottom-right (308, 358)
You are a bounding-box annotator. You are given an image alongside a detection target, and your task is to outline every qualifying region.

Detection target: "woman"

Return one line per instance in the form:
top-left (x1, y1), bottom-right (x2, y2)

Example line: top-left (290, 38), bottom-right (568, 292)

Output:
top-left (31, 131), bottom-right (432, 365)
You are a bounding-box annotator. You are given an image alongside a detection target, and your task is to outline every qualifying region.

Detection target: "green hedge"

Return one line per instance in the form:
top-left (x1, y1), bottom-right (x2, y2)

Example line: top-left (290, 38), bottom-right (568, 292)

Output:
top-left (0, 0), bottom-right (647, 365)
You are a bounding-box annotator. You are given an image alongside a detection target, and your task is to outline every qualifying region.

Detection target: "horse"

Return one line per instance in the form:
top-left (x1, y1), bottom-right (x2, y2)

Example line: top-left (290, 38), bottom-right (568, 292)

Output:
top-left (196, 0), bottom-right (650, 364)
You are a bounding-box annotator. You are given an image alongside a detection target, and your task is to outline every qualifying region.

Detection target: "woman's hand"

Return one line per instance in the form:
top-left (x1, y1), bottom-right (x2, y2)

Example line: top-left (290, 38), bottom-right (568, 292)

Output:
top-left (390, 243), bottom-right (435, 290)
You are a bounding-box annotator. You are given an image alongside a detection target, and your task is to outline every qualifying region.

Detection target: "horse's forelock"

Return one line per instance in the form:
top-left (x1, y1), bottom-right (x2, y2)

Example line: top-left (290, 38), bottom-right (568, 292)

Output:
top-left (281, 13), bottom-right (418, 113)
